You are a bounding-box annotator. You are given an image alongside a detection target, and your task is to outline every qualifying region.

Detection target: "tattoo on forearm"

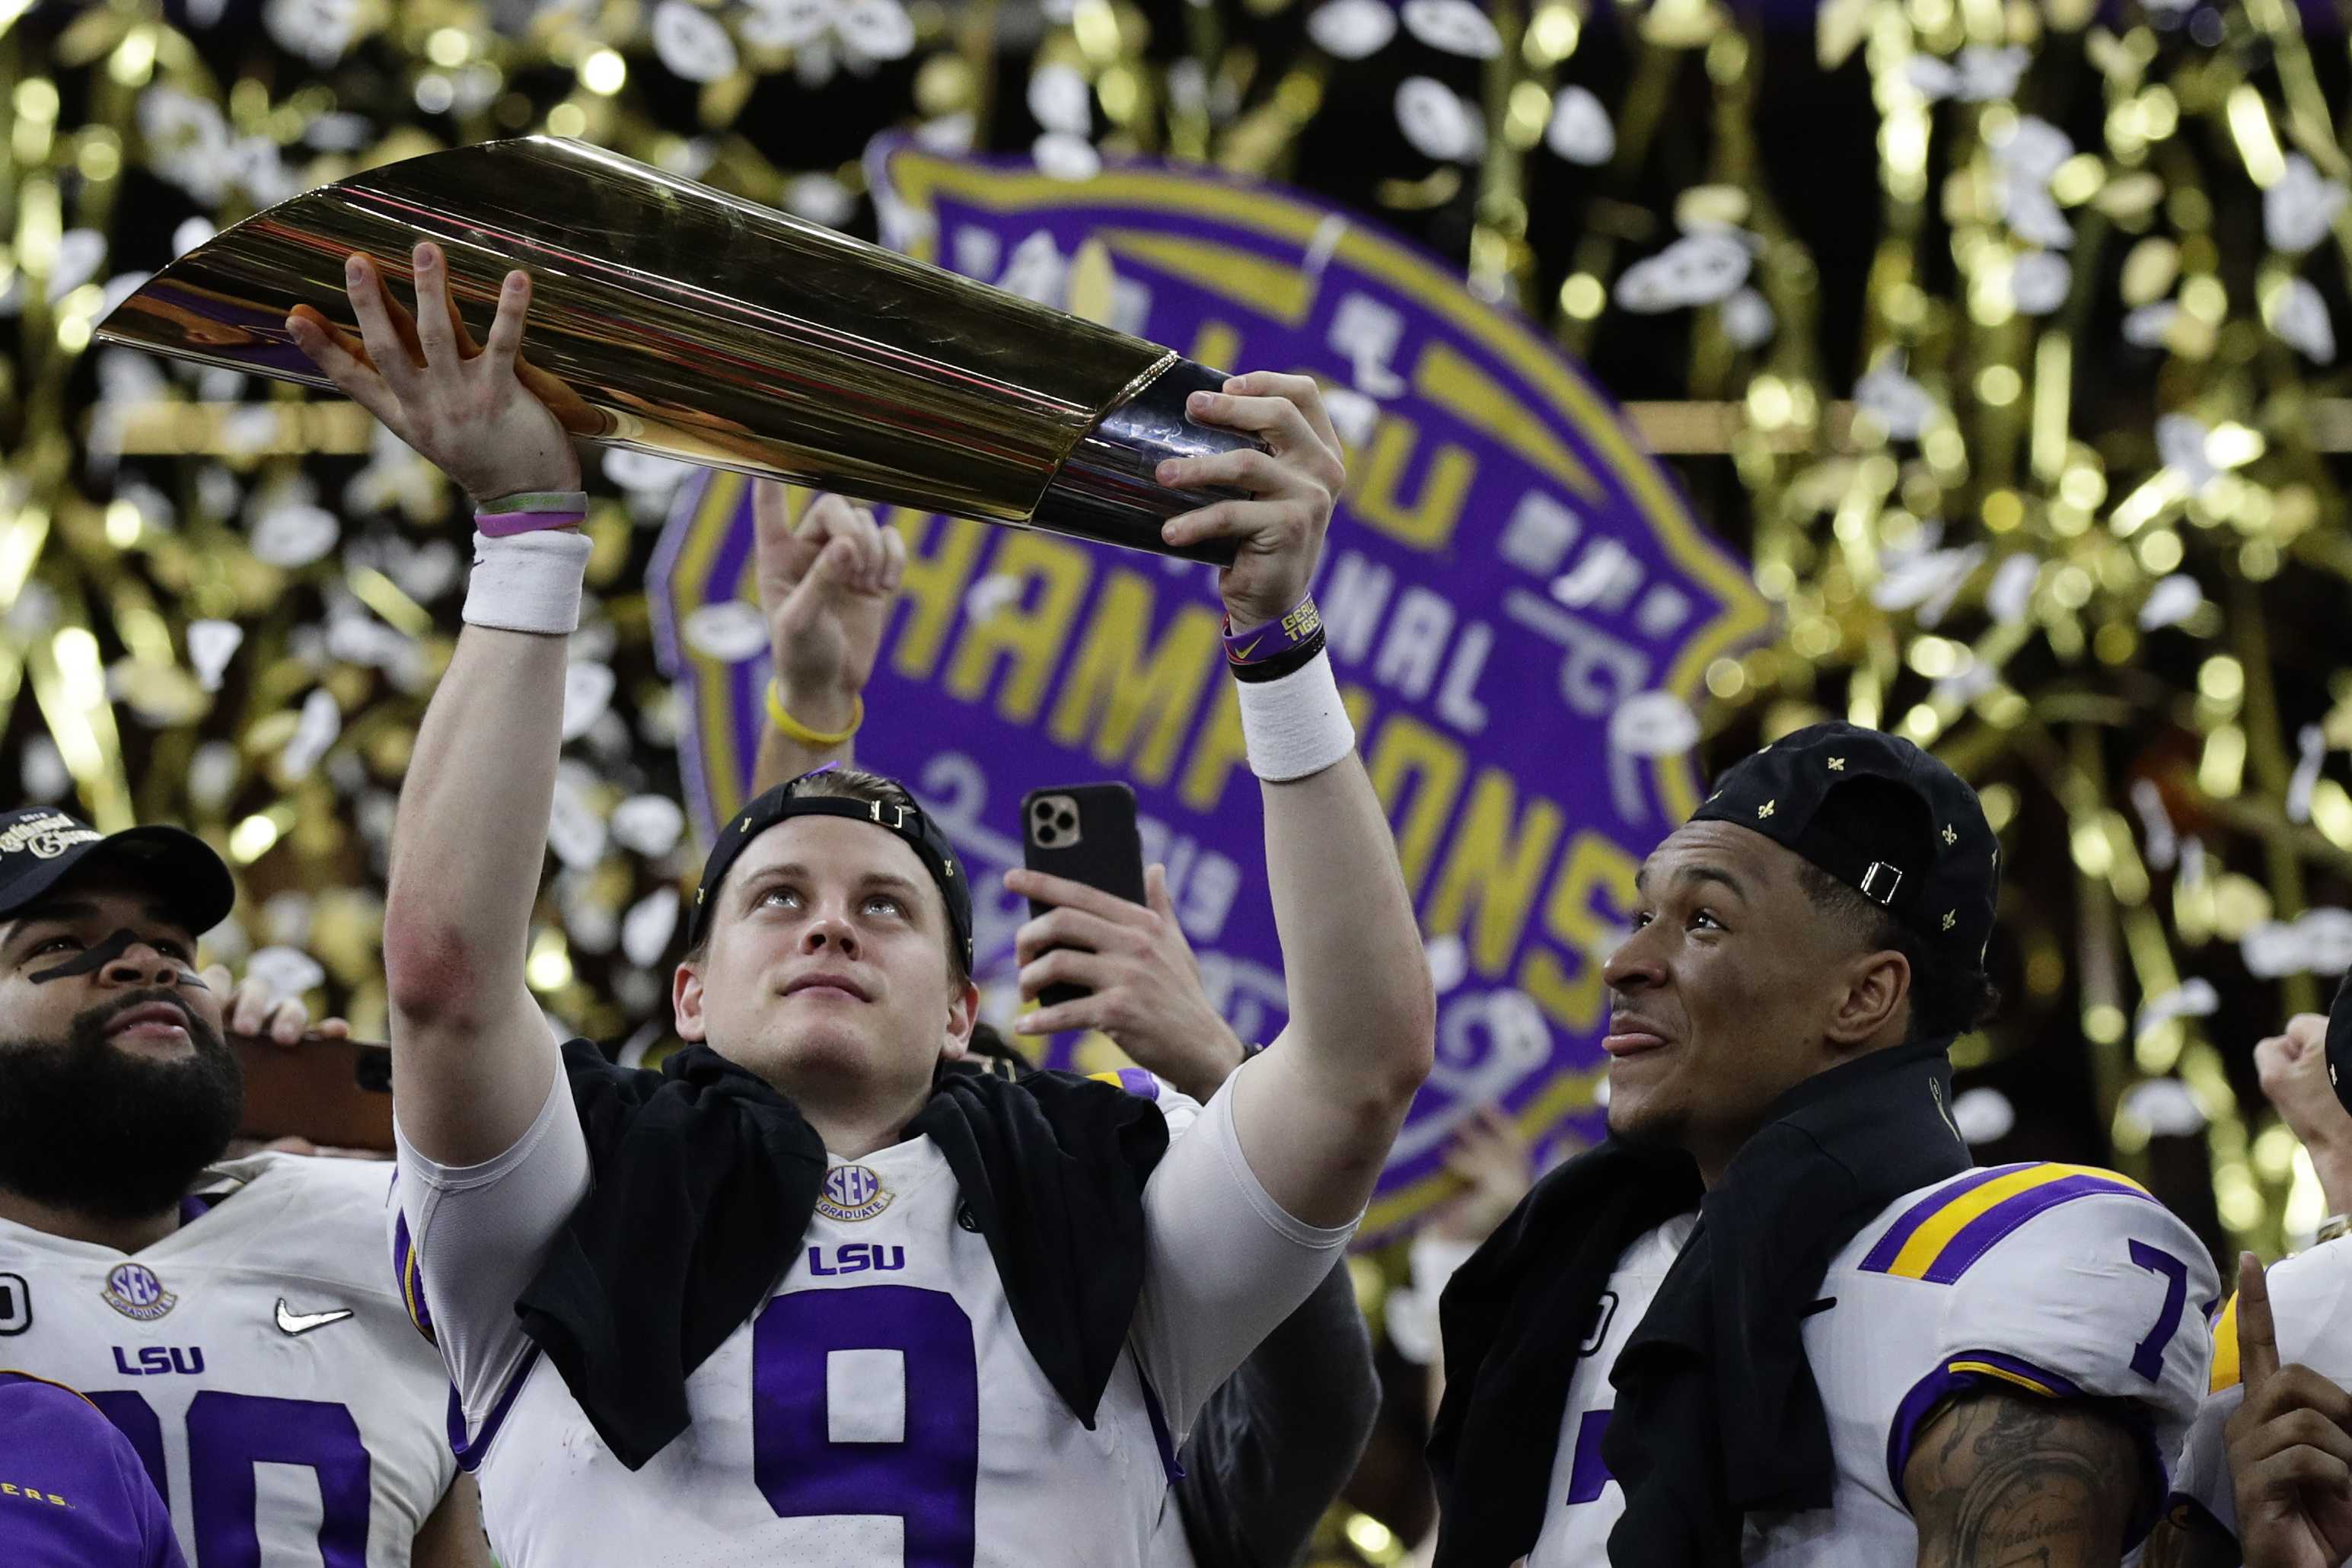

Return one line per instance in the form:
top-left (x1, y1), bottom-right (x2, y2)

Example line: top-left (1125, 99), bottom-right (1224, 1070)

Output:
top-left (1908, 1391), bottom-right (2140, 1568)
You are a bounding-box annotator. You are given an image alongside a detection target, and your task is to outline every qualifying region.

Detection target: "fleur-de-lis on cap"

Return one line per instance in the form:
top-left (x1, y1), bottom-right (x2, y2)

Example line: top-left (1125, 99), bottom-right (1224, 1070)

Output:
top-left (1758, 800), bottom-right (1776, 820)
top-left (1826, 757), bottom-right (1846, 771)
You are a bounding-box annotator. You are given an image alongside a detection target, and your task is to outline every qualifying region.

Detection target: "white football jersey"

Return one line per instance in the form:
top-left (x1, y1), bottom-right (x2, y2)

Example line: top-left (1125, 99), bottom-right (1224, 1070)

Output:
top-left (2168, 1235), bottom-right (2352, 1540)
top-left (0, 1153), bottom-right (459, 1568)
top-left (1529, 1162), bottom-right (2217, 1566)
top-left (394, 1056), bottom-right (1352, 1567)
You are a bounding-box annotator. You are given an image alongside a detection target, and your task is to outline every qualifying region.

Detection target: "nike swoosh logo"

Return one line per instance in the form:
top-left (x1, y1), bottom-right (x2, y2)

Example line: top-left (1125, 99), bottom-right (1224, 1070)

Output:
top-left (1230, 637), bottom-right (1264, 660)
top-left (275, 1298), bottom-right (354, 1337)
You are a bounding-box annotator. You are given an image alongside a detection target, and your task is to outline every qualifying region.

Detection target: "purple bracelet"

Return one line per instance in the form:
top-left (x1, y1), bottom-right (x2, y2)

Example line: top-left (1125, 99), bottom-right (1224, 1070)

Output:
top-left (1223, 595), bottom-right (1323, 668)
top-left (476, 509), bottom-right (586, 537)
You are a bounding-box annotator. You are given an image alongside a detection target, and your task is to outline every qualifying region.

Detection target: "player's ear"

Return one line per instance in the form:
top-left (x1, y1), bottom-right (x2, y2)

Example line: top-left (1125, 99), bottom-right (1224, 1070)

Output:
top-left (1825, 946), bottom-right (1909, 1050)
top-left (673, 954), bottom-right (709, 1043)
top-left (940, 978), bottom-right (979, 1062)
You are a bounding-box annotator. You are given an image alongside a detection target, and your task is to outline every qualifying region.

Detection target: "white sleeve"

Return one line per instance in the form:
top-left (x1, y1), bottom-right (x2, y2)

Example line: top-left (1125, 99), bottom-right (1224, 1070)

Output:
top-left (1129, 1052), bottom-right (1358, 1436)
top-left (2166, 1383), bottom-right (2242, 1538)
top-left (390, 1066), bottom-right (591, 1448)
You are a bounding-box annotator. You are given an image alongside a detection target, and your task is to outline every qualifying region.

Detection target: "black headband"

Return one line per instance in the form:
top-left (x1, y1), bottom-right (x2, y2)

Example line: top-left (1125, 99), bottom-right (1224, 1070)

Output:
top-left (687, 784), bottom-right (974, 969)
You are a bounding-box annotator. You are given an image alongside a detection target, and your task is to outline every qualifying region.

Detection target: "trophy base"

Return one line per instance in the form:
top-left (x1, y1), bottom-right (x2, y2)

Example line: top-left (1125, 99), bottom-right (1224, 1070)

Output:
top-left (1031, 359), bottom-right (1260, 567)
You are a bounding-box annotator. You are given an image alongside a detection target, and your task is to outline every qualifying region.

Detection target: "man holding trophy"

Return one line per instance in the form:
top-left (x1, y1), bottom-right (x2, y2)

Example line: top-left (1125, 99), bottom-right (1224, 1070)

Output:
top-left (280, 231), bottom-right (1433, 1564)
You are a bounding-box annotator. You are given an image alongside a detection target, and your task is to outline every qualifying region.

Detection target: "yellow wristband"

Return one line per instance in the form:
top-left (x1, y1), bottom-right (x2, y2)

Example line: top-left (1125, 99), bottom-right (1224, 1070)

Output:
top-left (766, 680), bottom-right (862, 747)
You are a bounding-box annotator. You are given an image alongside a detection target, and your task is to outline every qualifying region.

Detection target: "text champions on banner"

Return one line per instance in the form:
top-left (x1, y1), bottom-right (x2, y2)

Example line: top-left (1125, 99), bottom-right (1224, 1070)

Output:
top-left (651, 141), bottom-right (1767, 1243)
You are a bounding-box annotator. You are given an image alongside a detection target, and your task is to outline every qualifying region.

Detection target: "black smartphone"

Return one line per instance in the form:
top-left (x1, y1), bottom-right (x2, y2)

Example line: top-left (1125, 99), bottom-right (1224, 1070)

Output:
top-left (233, 1034), bottom-right (395, 1152)
top-left (1021, 782), bottom-right (1148, 1010)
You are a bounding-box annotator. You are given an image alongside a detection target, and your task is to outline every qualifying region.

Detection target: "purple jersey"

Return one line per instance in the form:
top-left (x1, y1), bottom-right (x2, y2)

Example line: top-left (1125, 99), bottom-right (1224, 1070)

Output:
top-left (0, 1370), bottom-right (186, 1567)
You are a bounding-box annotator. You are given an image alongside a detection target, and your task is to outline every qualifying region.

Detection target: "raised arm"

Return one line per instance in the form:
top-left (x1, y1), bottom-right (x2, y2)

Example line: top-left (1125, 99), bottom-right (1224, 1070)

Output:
top-left (288, 243), bottom-right (582, 1166)
top-left (747, 484), bottom-right (906, 789)
top-left (2254, 1015), bottom-right (2352, 1216)
top-left (1015, 371), bottom-right (1435, 1227)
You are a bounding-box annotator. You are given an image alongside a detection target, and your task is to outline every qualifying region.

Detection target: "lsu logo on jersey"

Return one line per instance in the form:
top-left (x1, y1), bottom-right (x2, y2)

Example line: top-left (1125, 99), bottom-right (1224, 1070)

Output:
top-left (816, 1164), bottom-right (894, 1223)
top-left (100, 1262), bottom-right (176, 1322)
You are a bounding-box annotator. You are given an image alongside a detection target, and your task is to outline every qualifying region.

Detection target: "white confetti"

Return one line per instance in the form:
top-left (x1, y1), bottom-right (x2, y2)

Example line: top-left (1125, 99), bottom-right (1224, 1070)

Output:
top-left (187, 620), bottom-right (244, 692)
top-left (1028, 63), bottom-right (1094, 137)
top-left (1871, 543), bottom-right (1985, 622)
top-left (612, 795), bottom-right (687, 859)
top-left (2138, 573), bottom-right (2203, 631)
top-left (1608, 690), bottom-right (1700, 757)
top-left (188, 741), bottom-right (240, 813)
top-left (46, 230), bottom-right (107, 304)
top-left (1308, 0), bottom-right (1397, 59)
top-left (1986, 553), bottom-right (2039, 626)
top-left (547, 771), bottom-right (608, 871)
top-left (602, 448), bottom-right (696, 496)
top-left (785, 174), bottom-right (858, 228)
top-left (2269, 276), bottom-right (2336, 363)
top-left (1423, 932), bottom-right (1468, 994)
top-left (264, 0), bottom-right (365, 67)
top-left (681, 601), bottom-right (771, 661)
top-left (2122, 300), bottom-right (2181, 349)
top-left (652, 0), bottom-right (740, 81)
top-left (20, 738), bottom-right (68, 803)
top-left (2119, 1077), bottom-right (2207, 1136)
top-left (2266, 155), bottom-right (2347, 257)
top-left (964, 572), bottom-right (1024, 625)
top-left (741, 0), bottom-right (833, 47)
top-left (1032, 132), bottom-right (1101, 182)
top-left (2010, 250), bottom-right (2070, 315)
top-left (2127, 778), bottom-right (2178, 872)
top-left (2242, 907), bottom-right (2352, 979)
top-left (1401, 0), bottom-right (1501, 58)
top-left (838, 0), bottom-right (915, 60)
top-left (2156, 412), bottom-right (2216, 490)
top-left (1614, 231), bottom-right (1751, 312)
top-left (171, 217), bottom-right (217, 258)
top-left (2288, 723), bottom-right (2326, 826)
top-left (244, 945), bottom-right (327, 998)
top-left (563, 662), bottom-right (617, 742)
top-left (1953, 44), bottom-right (2029, 101)
top-left (1395, 77), bottom-right (1484, 163)
top-left (623, 888), bottom-right (683, 967)
top-left (1853, 359), bottom-right (1938, 440)
top-left (1544, 85), bottom-right (1614, 166)
top-left (1952, 1086), bottom-right (2014, 1145)
top-left (2136, 978), bottom-right (2218, 1037)
top-left (249, 503), bottom-right (339, 568)
top-left (1721, 287), bottom-right (1775, 349)
top-left (279, 688), bottom-right (341, 780)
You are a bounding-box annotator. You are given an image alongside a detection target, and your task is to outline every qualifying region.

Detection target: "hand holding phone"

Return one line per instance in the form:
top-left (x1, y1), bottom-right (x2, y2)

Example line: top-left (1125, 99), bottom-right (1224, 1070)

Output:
top-left (1018, 783), bottom-right (1147, 1009)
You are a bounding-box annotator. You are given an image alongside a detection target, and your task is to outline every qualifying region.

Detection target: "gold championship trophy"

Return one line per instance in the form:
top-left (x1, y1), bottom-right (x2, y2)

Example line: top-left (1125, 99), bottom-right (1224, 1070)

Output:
top-left (95, 136), bottom-right (1257, 563)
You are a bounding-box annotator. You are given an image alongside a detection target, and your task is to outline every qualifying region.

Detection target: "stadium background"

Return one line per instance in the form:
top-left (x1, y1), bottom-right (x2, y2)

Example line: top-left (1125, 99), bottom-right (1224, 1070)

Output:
top-left (5, 0), bottom-right (2352, 1554)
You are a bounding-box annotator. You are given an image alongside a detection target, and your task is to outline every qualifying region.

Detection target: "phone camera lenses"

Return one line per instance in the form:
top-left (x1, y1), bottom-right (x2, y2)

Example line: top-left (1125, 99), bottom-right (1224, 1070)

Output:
top-left (1037, 825), bottom-right (1058, 845)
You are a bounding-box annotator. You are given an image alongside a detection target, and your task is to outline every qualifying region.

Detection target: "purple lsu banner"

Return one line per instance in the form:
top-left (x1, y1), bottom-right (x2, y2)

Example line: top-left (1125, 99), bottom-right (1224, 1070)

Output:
top-left (651, 140), bottom-right (1766, 1243)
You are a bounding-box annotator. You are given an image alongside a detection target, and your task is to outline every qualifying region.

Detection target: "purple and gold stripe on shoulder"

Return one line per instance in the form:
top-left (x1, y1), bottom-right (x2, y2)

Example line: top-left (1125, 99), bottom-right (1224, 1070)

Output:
top-left (1088, 1067), bottom-right (1162, 1101)
top-left (1860, 1162), bottom-right (2154, 1286)
top-left (391, 1212), bottom-right (436, 1346)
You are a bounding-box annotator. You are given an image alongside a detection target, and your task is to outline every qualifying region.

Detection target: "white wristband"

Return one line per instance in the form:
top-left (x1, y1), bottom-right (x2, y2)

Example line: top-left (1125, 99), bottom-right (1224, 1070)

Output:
top-left (1235, 649), bottom-right (1355, 782)
top-left (461, 529), bottom-right (593, 635)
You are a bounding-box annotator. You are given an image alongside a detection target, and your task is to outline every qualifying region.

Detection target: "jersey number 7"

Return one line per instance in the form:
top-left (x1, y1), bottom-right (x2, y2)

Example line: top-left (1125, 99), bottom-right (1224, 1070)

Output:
top-left (2127, 1239), bottom-right (2189, 1383)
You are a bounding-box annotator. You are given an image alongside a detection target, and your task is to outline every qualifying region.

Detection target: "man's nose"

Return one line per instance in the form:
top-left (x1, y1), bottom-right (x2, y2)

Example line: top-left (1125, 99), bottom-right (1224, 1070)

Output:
top-left (799, 913), bottom-right (861, 959)
top-left (1601, 932), bottom-right (1665, 993)
top-left (98, 940), bottom-right (186, 988)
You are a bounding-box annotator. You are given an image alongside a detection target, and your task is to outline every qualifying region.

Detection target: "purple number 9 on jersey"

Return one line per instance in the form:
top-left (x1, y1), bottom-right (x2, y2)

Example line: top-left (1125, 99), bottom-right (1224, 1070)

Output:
top-left (753, 1286), bottom-right (980, 1567)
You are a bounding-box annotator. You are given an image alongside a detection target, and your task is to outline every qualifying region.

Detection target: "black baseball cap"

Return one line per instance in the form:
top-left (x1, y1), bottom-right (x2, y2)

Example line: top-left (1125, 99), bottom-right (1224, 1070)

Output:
top-left (1688, 720), bottom-right (2000, 964)
top-left (685, 773), bottom-right (974, 968)
top-left (2325, 968), bottom-right (2352, 1118)
top-left (0, 807), bottom-right (236, 937)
